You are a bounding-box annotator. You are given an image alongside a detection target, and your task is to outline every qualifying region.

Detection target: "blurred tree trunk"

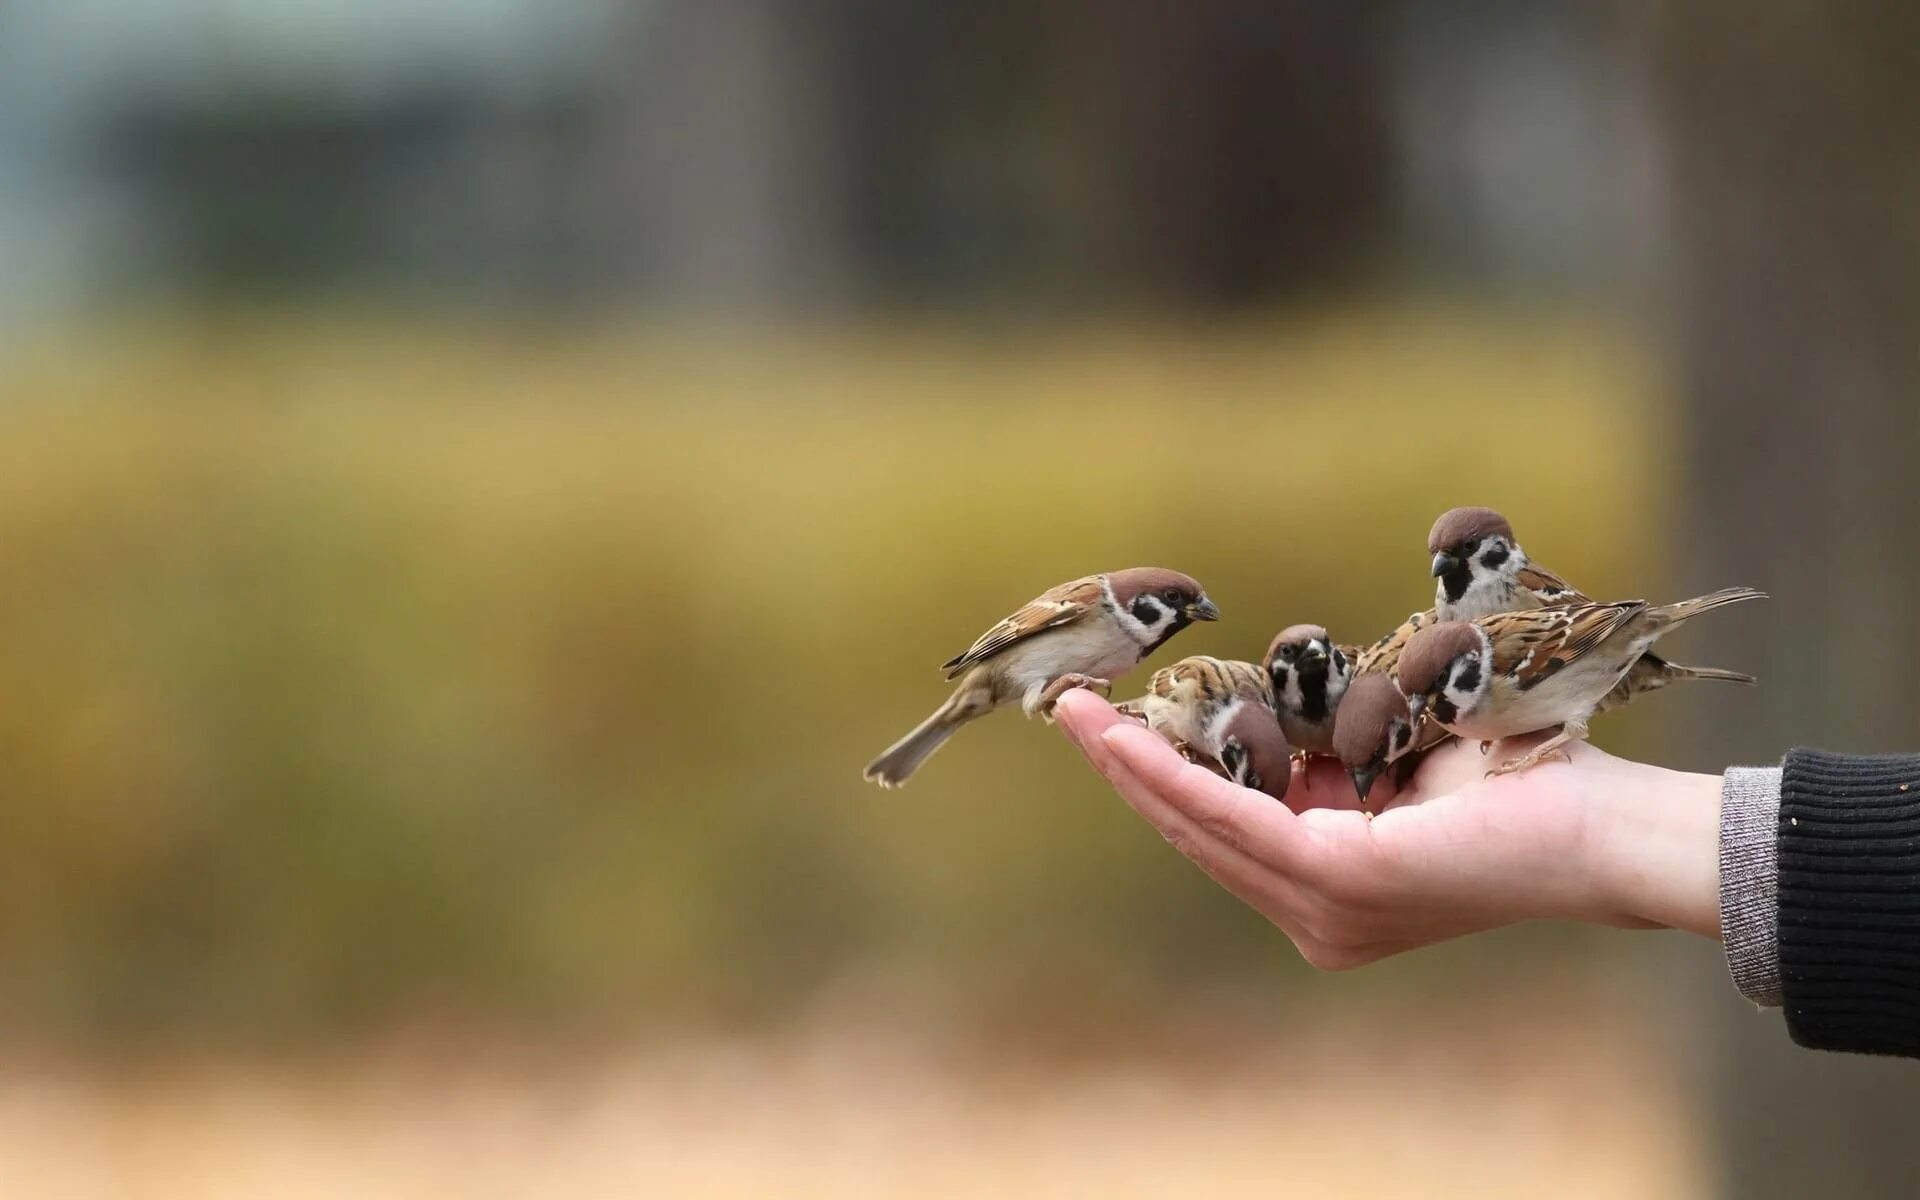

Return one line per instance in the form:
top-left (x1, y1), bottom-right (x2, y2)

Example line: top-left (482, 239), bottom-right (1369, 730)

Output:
top-left (1645, 4), bottom-right (1920, 1196)
top-left (1080, 0), bottom-right (1392, 307)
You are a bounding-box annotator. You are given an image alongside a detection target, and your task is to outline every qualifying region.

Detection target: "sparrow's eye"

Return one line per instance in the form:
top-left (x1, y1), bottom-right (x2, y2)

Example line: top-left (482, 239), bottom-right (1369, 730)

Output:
top-left (1163, 588), bottom-right (1183, 604)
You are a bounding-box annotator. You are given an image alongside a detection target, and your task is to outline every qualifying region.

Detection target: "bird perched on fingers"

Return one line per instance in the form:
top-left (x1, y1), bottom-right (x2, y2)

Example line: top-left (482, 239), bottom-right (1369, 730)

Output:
top-left (862, 569), bottom-right (1219, 787)
top-left (1263, 624), bottom-right (1353, 761)
top-left (1118, 656), bottom-right (1291, 801)
top-left (1331, 673), bottom-right (1446, 808)
top-left (1395, 587), bottom-right (1765, 777)
top-left (1425, 505), bottom-right (1757, 710)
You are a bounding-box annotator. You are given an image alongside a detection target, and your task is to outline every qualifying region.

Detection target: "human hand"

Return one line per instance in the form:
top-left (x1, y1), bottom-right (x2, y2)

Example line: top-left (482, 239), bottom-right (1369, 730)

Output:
top-left (1053, 689), bottom-right (1721, 968)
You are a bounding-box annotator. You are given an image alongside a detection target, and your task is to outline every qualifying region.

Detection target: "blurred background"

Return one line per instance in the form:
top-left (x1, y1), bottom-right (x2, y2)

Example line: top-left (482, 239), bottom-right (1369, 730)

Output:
top-left (0, 2), bottom-right (1914, 1196)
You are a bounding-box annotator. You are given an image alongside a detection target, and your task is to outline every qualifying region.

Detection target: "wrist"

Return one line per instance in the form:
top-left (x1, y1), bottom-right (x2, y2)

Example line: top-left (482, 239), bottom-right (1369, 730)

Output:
top-left (1584, 762), bottom-right (1723, 938)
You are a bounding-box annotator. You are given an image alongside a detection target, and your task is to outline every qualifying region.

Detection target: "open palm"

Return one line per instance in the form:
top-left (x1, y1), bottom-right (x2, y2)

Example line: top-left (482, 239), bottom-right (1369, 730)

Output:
top-left (1053, 689), bottom-right (1721, 967)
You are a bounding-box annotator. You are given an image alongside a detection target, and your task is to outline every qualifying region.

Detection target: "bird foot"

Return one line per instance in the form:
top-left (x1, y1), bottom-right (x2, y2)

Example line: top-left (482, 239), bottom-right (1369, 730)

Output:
top-left (1486, 745), bottom-right (1571, 778)
top-left (1037, 674), bottom-right (1113, 721)
top-left (1291, 749), bottom-right (1337, 795)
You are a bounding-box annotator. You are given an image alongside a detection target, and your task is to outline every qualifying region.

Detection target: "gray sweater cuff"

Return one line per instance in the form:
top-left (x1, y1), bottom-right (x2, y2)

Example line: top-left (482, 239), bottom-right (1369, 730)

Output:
top-left (1719, 766), bottom-right (1783, 1007)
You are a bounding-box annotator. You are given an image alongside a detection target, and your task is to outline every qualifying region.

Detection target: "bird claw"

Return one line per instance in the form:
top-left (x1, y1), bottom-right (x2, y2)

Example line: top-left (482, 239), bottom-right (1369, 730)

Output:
top-left (1289, 749), bottom-right (1314, 793)
top-left (1036, 674), bottom-right (1112, 721)
top-left (1485, 746), bottom-right (1571, 778)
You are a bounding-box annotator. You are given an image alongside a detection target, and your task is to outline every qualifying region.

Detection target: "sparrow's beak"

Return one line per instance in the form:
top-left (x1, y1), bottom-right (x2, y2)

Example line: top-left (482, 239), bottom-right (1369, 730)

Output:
top-left (1405, 693), bottom-right (1428, 723)
top-left (1349, 762), bottom-right (1382, 806)
top-left (1299, 641), bottom-right (1327, 665)
top-left (1187, 597), bottom-right (1221, 622)
top-left (1431, 551), bottom-right (1461, 578)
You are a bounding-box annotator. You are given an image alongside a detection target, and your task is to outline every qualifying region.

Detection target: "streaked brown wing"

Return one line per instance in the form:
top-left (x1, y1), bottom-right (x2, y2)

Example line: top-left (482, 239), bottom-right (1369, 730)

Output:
top-left (1149, 657), bottom-right (1270, 704)
top-left (1355, 609), bottom-right (1431, 678)
top-left (1518, 561), bottom-right (1590, 607)
top-left (941, 574), bottom-right (1104, 679)
top-left (1144, 662), bottom-right (1184, 700)
top-left (1486, 602), bottom-right (1647, 689)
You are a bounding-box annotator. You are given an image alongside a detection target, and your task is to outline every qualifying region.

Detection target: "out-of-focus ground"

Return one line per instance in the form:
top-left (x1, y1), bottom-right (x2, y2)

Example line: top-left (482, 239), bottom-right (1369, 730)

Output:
top-left (0, 974), bottom-right (1703, 1200)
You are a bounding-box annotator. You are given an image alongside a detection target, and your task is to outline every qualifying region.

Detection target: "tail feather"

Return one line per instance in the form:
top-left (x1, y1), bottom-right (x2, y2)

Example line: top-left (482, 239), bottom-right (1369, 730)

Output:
top-left (863, 685), bottom-right (992, 788)
top-left (1653, 585), bottom-right (1767, 627)
top-left (1660, 661), bottom-right (1757, 686)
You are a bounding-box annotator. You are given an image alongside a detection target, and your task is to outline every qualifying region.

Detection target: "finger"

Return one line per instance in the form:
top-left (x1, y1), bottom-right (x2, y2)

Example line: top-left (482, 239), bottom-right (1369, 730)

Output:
top-left (1295, 937), bottom-right (1433, 972)
top-left (1053, 687), bottom-right (1125, 751)
top-left (1085, 733), bottom-right (1313, 935)
top-left (1101, 723), bottom-right (1312, 873)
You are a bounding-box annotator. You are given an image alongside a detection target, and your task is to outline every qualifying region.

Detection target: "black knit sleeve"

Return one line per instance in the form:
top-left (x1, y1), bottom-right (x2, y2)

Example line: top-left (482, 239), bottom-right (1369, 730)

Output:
top-left (1779, 748), bottom-right (1920, 1057)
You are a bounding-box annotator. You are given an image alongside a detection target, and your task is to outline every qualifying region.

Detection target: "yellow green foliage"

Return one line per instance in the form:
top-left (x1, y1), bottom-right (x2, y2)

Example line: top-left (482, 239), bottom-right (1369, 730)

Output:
top-left (0, 308), bottom-right (1667, 1041)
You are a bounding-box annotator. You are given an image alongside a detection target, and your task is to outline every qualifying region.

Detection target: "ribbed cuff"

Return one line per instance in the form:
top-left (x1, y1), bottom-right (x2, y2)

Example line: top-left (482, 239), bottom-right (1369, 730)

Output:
top-left (1719, 766), bottom-right (1782, 1006)
top-left (1779, 749), bottom-right (1920, 1057)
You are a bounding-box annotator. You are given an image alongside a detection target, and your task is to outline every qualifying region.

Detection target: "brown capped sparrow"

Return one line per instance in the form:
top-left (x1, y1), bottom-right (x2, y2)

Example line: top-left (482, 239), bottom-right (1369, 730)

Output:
top-left (1262, 624), bottom-right (1353, 759)
top-left (1330, 672), bottom-right (1447, 807)
top-left (1426, 505), bottom-right (1756, 709)
top-left (863, 568), bottom-right (1220, 787)
top-left (1394, 586), bottom-right (1764, 777)
top-left (1117, 656), bottom-right (1291, 801)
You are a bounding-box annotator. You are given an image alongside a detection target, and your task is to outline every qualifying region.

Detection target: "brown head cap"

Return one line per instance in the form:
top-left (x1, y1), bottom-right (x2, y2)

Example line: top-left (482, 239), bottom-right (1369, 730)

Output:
top-left (1396, 621), bottom-right (1485, 696)
top-left (1106, 567), bottom-right (1208, 609)
top-left (1220, 703), bottom-right (1292, 802)
top-left (1331, 674), bottom-right (1407, 767)
top-left (1427, 507), bottom-right (1515, 555)
top-left (1264, 623), bottom-right (1329, 666)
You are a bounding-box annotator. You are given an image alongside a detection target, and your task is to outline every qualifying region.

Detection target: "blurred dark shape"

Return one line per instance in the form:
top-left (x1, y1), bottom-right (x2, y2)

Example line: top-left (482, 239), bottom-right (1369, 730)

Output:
top-left (1044, 0), bottom-right (1391, 306)
top-left (42, 0), bottom-right (1638, 317)
top-left (108, 94), bottom-right (599, 299)
top-left (1650, 2), bottom-right (1920, 1195)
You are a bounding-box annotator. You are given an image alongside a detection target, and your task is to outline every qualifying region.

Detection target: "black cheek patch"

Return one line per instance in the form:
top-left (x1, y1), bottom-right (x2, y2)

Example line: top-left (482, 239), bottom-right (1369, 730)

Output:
top-left (1452, 658), bottom-right (1482, 695)
top-left (1130, 596), bottom-right (1161, 624)
top-left (1479, 544), bottom-right (1510, 570)
top-left (1140, 611), bottom-right (1190, 656)
top-left (1220, 742), bottom-right (1246, 781)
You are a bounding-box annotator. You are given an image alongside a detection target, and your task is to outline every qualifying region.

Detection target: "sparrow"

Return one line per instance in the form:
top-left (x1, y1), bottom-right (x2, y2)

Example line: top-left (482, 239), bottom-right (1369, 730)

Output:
top-left (1331, 672), bottom-right (1444, 807)
top-left (1427, 506), bottom-right (1580, 621)
top-left (1262, 625), bottom-right (1354, 759)
top-left (1118, 656), bottom-right (1291, 801)
top-left (1425, 505), bottom-right (1756, 709)
top-left (862, 568), bottom-right (1220, 787)
top-left (1394, 587), bottom-right (1765, 777)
